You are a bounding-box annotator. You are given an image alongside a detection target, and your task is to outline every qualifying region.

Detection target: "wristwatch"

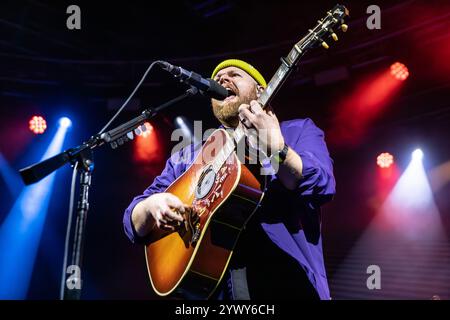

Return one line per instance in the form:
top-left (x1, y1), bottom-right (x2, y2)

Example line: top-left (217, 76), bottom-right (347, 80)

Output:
top-left (272, 143), bottom-right (289, 164)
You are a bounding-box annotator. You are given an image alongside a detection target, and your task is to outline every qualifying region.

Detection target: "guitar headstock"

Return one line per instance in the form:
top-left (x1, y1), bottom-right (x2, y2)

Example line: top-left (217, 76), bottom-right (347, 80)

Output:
top-left (257, 4), bottom-right (349, 108)
top-left (288, 4), bottom-right (349, 64)
top-left (313, 4), bottom-right (349, 49)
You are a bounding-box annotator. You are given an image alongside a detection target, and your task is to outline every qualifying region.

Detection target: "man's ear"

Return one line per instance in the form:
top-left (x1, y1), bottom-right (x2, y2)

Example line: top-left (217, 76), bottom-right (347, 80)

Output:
top-left (256, 85), bottom-right (264, 97)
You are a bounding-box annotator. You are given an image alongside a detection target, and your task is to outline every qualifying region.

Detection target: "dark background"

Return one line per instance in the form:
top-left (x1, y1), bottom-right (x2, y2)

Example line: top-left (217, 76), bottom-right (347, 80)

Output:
top-left (0, 0), bottom-right (449, 299)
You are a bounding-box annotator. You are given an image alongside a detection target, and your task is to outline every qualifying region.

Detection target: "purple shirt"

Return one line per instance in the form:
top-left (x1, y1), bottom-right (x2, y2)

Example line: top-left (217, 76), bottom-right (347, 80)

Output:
top-left (123, 118), bottom-right (336, 299)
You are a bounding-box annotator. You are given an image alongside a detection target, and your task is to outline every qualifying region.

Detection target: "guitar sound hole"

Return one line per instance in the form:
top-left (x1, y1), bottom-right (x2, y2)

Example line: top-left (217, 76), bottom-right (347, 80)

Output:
top-left (195, 166), bottom-right (216, 199)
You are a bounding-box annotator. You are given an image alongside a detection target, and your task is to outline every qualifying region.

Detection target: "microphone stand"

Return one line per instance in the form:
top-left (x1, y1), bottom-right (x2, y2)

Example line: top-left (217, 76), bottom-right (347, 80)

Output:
top-left (19, 86), bottom-right (198, 300)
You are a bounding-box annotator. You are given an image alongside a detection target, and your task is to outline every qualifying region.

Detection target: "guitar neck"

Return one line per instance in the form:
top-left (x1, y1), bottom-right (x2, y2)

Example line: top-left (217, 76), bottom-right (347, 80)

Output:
top-left (258, 25), bottom-right (330, 109)
top-left (259, 3), bottom-right (350, 108)
top-left (257, 62), bottom-right (295, 109)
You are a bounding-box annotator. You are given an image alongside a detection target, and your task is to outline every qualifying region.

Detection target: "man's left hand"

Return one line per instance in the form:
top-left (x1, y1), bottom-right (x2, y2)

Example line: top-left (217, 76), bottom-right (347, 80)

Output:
top-left (238, 100), bottom-right (285, 156)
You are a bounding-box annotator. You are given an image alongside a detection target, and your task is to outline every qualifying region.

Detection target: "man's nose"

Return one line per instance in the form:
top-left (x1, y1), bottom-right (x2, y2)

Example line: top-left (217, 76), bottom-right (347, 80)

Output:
top-left (218, 74), bottom-right (232, 85)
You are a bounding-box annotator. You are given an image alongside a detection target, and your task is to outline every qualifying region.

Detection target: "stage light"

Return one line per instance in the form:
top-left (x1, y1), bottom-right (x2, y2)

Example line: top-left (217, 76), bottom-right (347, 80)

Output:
top-left (134, 122), bottom-right (163, 164)
top-left (58, 117), bottom-right (72, 128)
top-left (377, 152), bottom-right (394, 168)
top-left (175, 117), bottom-right (198, 146)
top-left (333, 149), bottom-right (446, 300)
top-left (412, 148), bottom-right (423, 161)
top-left (29, 116), bottom-right (47, 134)
top-left (390, 62), bottom-right (409, 81)
top-left (141, 122), bottom-right (153, 138)
top-left (328, 67), bottom-right (405, 147)
top-left (0, 153), bottom-right (23, 198)
top-left (386, 152), bottom-right (431, 214)
top-left (0, 120), bottom-right (70, 299)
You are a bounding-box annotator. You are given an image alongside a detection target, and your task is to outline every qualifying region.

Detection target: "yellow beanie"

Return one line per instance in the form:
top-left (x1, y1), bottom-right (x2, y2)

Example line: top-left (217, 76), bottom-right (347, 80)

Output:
top-left (211, 59), bottom-right (267, 88)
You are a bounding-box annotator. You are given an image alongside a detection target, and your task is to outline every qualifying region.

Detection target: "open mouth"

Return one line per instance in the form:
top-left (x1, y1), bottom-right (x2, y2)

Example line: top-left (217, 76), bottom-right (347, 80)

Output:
top-left (225, 87), bottom-right (237, 101)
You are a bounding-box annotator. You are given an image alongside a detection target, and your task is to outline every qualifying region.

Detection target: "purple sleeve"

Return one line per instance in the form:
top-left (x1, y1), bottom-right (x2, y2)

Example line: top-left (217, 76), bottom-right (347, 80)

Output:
top-left (281, 118), bottom-right (336, 204)
top-left (122, 156), bottom-right (178, 244)
top-left (122, 143), bottom-right (197, 243)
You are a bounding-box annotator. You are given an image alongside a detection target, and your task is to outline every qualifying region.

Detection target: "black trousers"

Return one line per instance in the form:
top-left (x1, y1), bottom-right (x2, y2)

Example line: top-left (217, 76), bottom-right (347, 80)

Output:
top-left (212, 220), bottom-right (320, 300)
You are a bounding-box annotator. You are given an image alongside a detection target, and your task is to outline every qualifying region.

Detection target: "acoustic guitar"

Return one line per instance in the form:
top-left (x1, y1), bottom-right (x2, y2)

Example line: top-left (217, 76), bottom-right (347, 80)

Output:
top-left (145, 4), bottom-right (349, 299)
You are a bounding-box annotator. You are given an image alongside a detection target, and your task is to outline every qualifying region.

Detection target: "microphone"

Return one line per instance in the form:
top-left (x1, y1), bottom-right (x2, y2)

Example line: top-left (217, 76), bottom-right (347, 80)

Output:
top-left (157, 61), bottom-right (229, 100)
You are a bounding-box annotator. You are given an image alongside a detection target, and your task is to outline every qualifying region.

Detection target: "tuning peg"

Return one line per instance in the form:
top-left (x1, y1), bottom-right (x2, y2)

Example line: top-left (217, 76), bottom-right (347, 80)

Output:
top-left (331, 33), bottom-right (338, 41)
top-left (341, 24), bottom-right (348, 32)
top-left (321, 41), bottom-right (329, 49)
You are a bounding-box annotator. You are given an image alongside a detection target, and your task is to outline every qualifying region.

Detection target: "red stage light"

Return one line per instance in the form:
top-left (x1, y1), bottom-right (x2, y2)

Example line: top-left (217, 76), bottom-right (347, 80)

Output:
top-left (141, 122), bottom-right (153, 138)
top-left (390, 62), bottom-right (409, 81)
top-left (328, 69), bottom-right (404, 147)
top-left (134, 122), bottom-right (163, 165)
top-left (377, 152), bottom-right (394, 168)
top-left (29, 116), bottom-right (47, 134)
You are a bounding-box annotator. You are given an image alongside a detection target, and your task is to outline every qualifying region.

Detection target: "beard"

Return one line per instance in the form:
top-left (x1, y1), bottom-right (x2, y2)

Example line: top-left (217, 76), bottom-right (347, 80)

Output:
top-left (211, 86), bottom-right (257, 128)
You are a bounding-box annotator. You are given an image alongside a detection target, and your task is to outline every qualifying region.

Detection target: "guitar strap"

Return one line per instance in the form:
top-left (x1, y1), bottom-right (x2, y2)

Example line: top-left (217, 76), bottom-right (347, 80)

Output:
top-left (229, 267), bottom-right (251, 300)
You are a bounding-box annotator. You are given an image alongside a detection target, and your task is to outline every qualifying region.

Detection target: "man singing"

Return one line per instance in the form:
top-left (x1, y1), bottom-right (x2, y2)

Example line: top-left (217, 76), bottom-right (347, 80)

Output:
top-left (123, 59), bottom-right (336, 300)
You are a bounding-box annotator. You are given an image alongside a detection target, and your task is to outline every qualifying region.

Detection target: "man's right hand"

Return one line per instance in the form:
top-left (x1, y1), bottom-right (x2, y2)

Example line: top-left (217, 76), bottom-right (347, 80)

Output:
top-left (131, 193), bottom-right (187, 237)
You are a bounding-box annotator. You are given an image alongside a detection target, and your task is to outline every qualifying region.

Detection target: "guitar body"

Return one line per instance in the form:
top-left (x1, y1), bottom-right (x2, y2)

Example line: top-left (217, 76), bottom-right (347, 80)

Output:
top-left (145, 129), bottom-right (265, 299)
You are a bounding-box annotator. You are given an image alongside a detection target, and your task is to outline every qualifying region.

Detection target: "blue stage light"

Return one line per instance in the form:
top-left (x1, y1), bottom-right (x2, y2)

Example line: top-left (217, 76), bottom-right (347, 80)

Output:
top-left (59, 117), bottom-right (72, 129)
top-left (0, 120), bottom-right (70, 299)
